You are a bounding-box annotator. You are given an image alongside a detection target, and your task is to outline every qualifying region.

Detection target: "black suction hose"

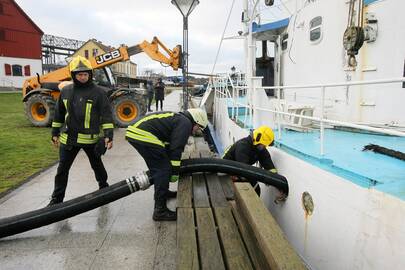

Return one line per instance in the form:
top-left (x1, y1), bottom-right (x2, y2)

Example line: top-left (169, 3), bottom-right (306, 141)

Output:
top-left (180, 158), bottom-right (289, 194)
top-left (0, 158), bottom-right (288, 239)
top-left (0, 173), bottom-right (150, 239)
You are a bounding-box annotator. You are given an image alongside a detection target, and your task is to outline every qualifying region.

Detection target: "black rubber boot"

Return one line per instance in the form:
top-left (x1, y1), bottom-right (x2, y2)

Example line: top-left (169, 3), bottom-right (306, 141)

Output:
top-left (98, 182), bottom-right (109, 190)
top-left (152, 199), bottom-right (177, 221)
top-left (167, 190), bottom-right (177, 199)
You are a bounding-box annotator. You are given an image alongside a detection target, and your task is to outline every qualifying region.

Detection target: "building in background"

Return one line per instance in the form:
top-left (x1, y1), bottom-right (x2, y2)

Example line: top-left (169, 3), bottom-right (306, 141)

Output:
top-left (73, 39), bottom-right (137, 79)
top-left (0, 0), bottom-right (43, 88)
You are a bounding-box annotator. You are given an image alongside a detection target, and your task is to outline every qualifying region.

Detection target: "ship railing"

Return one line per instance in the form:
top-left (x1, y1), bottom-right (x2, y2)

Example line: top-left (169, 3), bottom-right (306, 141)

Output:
top-left (210, 73), bottom-right (250, 128)
top-left (256, 77), bottom-right (405, 155)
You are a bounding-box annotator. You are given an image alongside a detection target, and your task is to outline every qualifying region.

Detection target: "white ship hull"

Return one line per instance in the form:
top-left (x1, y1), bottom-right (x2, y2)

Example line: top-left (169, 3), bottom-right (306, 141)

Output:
top-left (205, 0), bottom-right (405, 269)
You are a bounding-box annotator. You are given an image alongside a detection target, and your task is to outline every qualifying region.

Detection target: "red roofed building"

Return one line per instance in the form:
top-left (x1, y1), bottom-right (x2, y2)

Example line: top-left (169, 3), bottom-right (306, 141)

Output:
top-left (0, 0), bottom-right (43, 88)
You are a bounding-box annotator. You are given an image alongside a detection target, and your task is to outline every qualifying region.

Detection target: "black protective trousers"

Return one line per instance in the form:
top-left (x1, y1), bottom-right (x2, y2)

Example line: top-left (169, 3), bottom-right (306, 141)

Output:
top-left (155, 100), bottom-right (163, 111)
top-left (51, 144), bottom-right (108, 202)
top-left (129, 141), bottom-right (171, 202)
top-left (147, 92), bottom-right (154, 111)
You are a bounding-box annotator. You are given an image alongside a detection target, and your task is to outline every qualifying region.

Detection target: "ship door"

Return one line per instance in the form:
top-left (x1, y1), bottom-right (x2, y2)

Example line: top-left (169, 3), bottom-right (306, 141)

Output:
top-left (256, 40), bottom-right (275, 96)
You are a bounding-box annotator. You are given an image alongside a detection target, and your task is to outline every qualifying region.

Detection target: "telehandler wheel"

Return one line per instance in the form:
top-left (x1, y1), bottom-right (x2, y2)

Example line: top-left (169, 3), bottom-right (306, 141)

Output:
top-left (24, 94), bottom-right (56, 127)
top-left (111, 94), bottom-right (142, 127)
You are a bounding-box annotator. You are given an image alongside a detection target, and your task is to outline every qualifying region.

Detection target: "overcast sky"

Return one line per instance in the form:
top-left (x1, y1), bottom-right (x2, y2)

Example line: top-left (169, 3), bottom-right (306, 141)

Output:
top-left (15, 0), bottom-right (253, 77)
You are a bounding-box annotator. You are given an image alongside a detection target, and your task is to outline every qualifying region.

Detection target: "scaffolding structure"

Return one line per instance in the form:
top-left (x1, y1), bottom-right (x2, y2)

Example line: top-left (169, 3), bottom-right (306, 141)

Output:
top-left (41, 34), bottom-right (84, 73)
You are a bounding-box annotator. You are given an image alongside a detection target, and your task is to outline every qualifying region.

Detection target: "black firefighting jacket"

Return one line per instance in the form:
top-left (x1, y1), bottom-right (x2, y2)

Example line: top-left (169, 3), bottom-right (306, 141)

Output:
top-left (51, 82), bottom-right (114, 146)
top-left (125, 111), bottom-right (193, 172)
top-left (223, 135), bottom-right (276, 170)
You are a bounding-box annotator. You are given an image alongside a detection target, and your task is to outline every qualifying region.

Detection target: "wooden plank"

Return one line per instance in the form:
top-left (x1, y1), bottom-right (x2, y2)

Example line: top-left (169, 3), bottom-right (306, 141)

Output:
top-left (218, 174), bottom-right (235, 200)
top-left (193, 173), bottom-right (210, 207)
top-left (177, 175), bottom-right (193, 208)
top-left (213, 207), bottom-right (253, 270)
top-left (190, 150), bottom-right (200, 158)
top-left (182, 137), bottom-right (195, 159)
top-left (199, 150), bottom-right (213, 158)
top-left (195, 208), bottom-right (226, 270)
top-left (205, 174), bottom-right (229, 208)
top-left (177, 208), bottom-right (199, 270)
top-left (234, 183), bottom-right (307, 270)
top-left (230, 201), bottom-right (271, 270)
top-left (194, 137), bottom-right (211, 152)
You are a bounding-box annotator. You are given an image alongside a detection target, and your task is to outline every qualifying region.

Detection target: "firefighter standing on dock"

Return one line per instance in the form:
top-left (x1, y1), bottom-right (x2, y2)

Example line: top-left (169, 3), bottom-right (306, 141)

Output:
top-left (223, 125), bottom-right (277, 196)
top-left (126, 108), bottom-right (208, 221)
top-left (48, 56), bottom-right (114, 206)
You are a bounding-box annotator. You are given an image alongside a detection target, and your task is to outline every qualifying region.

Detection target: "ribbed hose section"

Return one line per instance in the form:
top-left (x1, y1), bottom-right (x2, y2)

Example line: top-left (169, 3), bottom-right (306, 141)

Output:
top-left (0, 179), bottom-right (139, 239)
top-left (180, 158), bottom-right (289, 194)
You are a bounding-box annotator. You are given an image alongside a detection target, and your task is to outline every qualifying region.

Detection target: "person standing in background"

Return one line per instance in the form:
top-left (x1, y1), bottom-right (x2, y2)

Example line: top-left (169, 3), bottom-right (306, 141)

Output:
top-left (154, 78), bottom-right (165, 111)
top-left (146, 80), bottom-right (154, 112)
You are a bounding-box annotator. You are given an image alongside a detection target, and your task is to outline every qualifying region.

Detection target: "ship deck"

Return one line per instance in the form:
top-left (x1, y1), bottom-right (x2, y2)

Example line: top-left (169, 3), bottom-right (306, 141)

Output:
top-left (221, 94), bottom-right (405, 200)
top-left (276, 129), bottom-right (405, 199)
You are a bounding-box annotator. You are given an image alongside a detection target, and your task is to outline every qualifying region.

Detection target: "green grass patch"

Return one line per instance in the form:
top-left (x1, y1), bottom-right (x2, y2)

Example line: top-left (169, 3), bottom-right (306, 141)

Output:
top-left (0, 93), bottom-right (58, 194)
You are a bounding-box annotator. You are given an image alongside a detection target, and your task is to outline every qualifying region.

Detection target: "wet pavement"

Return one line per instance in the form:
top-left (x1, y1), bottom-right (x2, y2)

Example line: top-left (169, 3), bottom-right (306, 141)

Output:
top-left (0, 90), bottom-right (183, 270)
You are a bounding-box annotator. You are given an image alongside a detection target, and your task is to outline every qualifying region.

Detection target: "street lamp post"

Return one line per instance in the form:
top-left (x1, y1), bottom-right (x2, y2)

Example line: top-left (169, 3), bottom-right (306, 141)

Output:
top-left (171, 0), bottom-right (199, 110)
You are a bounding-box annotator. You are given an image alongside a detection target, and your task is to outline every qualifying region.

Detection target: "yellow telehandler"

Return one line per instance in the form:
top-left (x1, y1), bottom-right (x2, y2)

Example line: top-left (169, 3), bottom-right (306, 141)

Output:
top-left (22, 37), bottom-right (181, 127)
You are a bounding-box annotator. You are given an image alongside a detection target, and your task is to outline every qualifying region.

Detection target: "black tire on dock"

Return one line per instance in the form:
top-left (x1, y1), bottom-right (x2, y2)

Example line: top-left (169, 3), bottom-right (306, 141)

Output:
top-left (24, 93), bottom-right (56, 127)
top-left (111, 94), bottom-right (145, 127)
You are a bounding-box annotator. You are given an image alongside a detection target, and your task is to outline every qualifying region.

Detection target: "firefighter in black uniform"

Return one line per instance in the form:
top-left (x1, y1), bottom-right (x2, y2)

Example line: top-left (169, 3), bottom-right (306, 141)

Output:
top-left (126, 108), bottom-right (209, 221)
top-left (223, 125), bottom-right (277, 196)
top-left (48, 56), bottom-right (114, 206)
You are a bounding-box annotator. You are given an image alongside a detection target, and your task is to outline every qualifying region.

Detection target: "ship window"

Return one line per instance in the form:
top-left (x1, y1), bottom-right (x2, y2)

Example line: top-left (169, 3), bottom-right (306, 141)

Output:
top-left (12, 65), bottom-right (22, 76)
top-left (281, 34), bottom-right (288, 50)
top-left (309, 16), bottom-right (323, 43)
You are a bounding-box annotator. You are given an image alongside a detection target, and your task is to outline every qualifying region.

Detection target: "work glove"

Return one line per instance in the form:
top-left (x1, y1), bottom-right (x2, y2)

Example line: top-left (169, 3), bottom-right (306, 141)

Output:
top-left (171, 160), bottom-right (181, 182)
top-left (170, 175), bottom-right (179, 182)
top-left (269, 168), bottom-right (278, 174)
top-left (94, 138), bottom-right (107, 158)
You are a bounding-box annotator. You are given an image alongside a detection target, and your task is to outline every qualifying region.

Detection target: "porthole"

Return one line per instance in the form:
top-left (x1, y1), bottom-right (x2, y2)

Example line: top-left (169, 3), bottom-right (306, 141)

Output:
top-left (309, 16), bottom-right (323, 44)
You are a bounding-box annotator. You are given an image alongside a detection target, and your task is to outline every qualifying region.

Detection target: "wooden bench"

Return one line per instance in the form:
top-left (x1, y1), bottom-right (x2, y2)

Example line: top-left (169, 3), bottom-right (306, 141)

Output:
top-left (177, 137), bottom-right (307, 270)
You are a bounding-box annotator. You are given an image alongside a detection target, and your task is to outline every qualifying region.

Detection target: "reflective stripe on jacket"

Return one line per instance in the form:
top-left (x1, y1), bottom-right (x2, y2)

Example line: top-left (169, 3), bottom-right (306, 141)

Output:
top-left (51, 82), bottom-right (114, 146)
top-left (126, 111), bottom-right (193, 165)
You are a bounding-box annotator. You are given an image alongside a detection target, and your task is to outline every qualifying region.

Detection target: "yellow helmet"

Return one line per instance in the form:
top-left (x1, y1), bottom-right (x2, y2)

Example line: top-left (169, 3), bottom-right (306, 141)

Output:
top-left (252, 126), bottom-right (274, 146)
top-left (187, 108), bottom-right (208, 129)
top-left (69, 56), bottom-right (92, 73)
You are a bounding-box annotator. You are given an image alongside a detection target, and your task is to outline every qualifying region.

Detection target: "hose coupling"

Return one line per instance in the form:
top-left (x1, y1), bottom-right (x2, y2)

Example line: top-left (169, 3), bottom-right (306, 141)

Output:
top-left (125, 171), bottom-right (151, 193)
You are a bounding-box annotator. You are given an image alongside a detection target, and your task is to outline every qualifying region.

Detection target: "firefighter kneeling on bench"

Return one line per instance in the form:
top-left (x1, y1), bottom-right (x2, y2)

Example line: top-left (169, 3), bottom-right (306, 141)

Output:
top-left (223, 125), bottom-right (278, 196)
top-left (125, 108), bottom-right (208, 221)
